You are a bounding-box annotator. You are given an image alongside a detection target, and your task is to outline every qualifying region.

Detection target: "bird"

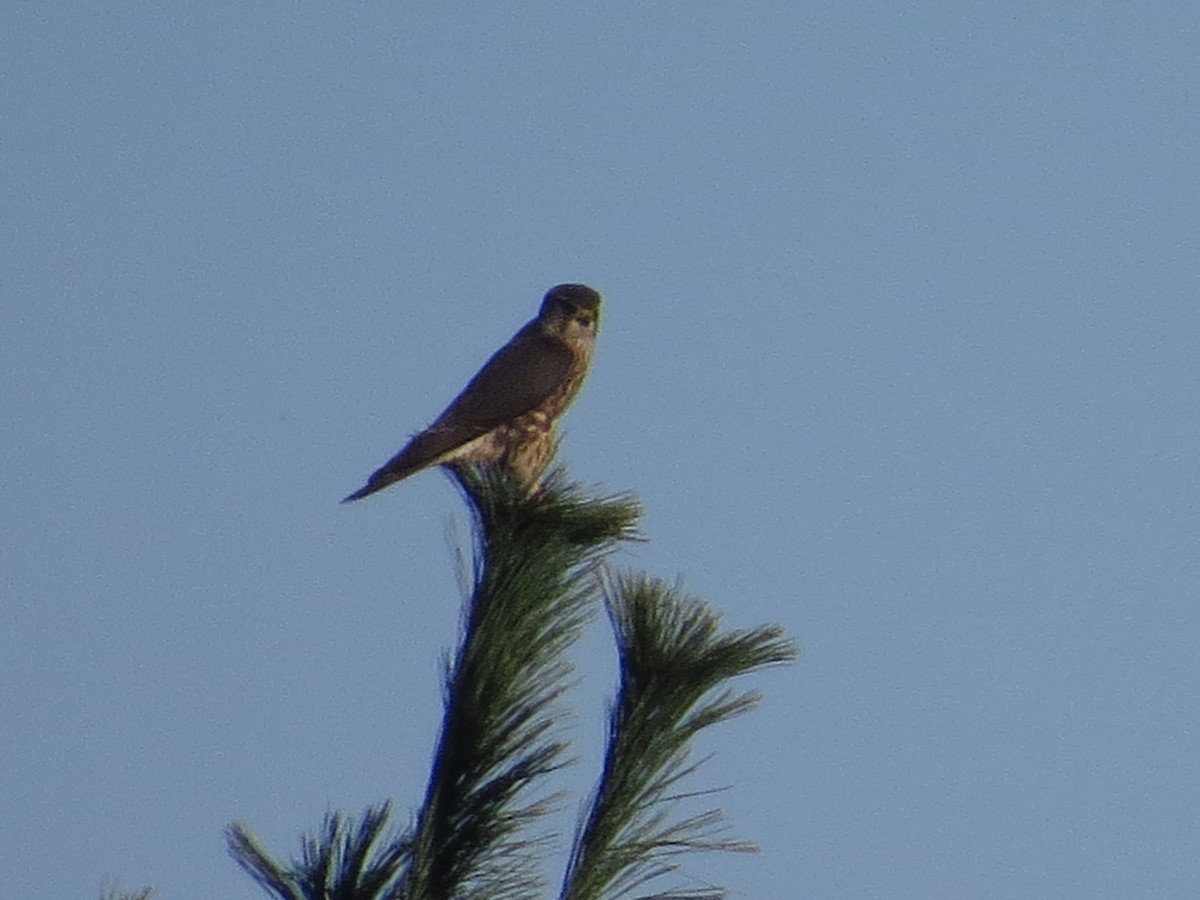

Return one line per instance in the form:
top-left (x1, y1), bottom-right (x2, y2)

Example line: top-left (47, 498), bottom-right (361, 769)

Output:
top-left (342, 283), bottom-right (602, 503)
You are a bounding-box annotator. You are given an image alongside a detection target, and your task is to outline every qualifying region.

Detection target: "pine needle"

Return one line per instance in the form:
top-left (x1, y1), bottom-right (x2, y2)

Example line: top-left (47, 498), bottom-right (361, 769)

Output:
top-left (560, 574), bottom-right (797, 900)
top-left (400, 467), bottom-right (640, 899)
top-left (226, 803), bottom-right (408, 900)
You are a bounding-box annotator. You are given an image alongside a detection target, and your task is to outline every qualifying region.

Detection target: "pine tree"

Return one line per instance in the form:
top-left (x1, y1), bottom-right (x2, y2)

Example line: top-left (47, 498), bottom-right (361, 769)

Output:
top-left (122, 465), bottom-right (795, 899)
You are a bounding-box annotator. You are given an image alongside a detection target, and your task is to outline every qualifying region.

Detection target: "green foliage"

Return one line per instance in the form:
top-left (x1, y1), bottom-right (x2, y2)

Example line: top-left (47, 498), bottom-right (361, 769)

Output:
top-left (224, 466), bottom-right (793, 900)
top-left (227, 803), bottom-right (407, 900)
top-left (402, 468), bottom-right (640, 899)
top-left (560, 575), bottom-right (796, 900)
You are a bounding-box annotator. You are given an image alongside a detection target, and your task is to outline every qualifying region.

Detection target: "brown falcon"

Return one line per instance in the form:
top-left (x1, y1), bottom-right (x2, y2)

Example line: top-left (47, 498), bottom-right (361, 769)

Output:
top-left (342, 283), bottom-right (601, 502)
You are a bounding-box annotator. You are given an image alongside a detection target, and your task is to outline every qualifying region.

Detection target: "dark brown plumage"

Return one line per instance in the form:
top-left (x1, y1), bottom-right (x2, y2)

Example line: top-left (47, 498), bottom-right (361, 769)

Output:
top-left (343, 284), bottom-right (601, 502)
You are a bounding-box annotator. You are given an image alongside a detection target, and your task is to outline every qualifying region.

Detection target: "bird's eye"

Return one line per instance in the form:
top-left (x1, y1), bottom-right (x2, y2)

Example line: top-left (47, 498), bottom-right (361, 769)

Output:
top-left (557, 298), bottom-right (577, 314)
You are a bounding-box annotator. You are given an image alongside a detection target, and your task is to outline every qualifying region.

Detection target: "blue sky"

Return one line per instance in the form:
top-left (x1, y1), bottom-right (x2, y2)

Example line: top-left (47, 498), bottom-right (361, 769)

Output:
top-left (4, 4), bottom-right (1199, 897)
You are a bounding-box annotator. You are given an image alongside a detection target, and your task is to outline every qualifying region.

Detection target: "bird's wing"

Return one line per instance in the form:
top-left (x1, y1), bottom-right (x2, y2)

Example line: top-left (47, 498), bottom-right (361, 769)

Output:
top-left (432, 324), bottom-right (574, 435)
top-left (341, 325), bottom-right (572, 501)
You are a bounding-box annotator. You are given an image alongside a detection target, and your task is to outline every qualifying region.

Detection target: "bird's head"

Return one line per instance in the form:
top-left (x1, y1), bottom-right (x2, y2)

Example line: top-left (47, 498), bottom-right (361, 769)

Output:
top-left (538, 283), bottom-right (601, 341)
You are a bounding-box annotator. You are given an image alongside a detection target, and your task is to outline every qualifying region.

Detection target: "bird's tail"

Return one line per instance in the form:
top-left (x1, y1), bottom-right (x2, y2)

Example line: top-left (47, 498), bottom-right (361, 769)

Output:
top-left (341, 449), bottom-right (424, 502)
top-left (341, 470), bottom-right (405, 503)
top-left (341, 483), bottom-right (381, 503)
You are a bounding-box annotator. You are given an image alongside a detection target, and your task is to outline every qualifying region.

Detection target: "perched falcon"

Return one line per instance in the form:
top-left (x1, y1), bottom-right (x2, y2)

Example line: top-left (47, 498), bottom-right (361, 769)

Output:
top-left (342, 283), bottom-right (601, 503)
